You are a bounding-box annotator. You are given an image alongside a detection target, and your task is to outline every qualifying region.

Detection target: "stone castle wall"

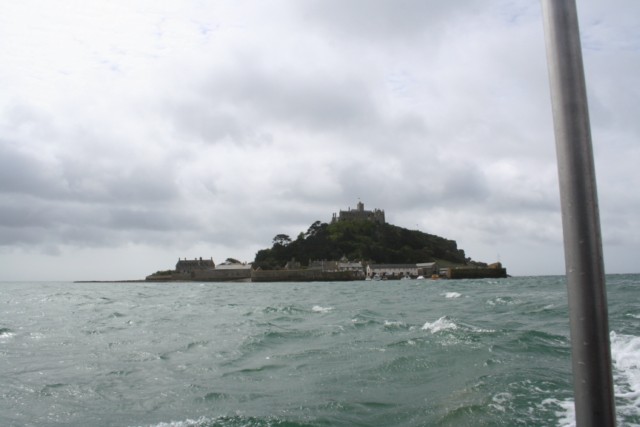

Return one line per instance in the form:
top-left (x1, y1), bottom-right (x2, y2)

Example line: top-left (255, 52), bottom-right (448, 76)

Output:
top-left (331, 201), bottom-right (385, 224)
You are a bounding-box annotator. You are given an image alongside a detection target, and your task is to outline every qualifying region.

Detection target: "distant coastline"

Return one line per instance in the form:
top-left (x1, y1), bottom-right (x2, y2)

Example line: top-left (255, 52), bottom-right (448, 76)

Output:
top-left (74, 280), bottom-right (150, 283)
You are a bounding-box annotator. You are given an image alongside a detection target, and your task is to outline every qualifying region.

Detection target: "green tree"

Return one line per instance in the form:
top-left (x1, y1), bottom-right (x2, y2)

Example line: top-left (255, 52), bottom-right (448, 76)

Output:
top-left (272, 234), bottom-right (292, 247)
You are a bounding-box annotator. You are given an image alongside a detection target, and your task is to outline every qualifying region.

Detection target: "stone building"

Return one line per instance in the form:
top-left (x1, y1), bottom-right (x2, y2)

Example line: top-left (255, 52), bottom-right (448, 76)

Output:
top-left (175, 257), bottom-right (215, 273)
top-left (416, 262), bottom-right (439, 276)
top-left (309, 258), bottom-right (364, 274)
top-left (331, 201), bottom-right (385, 224)
top-left (366, 263), bottom-right (419, 279)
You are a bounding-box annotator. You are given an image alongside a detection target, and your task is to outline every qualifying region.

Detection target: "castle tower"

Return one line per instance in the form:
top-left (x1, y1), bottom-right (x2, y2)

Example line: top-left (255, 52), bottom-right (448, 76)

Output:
top-left (331, 201), bottom-right (385, 224)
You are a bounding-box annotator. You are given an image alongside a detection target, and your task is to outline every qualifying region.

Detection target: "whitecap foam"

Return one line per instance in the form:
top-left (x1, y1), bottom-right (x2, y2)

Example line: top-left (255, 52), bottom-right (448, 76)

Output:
top-left (486, 296), bottom-right (518, 306)
top-left (538, 332), bottom-right (640, 426)
top-left (139, 414), bottom-right (301, 427)
top-left (421, 316), bottom-right (457, 333)
top-left (471, 326), bottom-right (496, 333)
top-left (610, 331), bottom-right (640, 417)
top-left (540, 398), bottom-right (575, 427)
top-left (136, 415), bottom-right (210, 427)
top-left (0, 329), bottom-right (15, 340)
top-left (383, 320), bottom-right (406, 328)
top-left (444, 292), bottom-right (461, 299)
top-left (556, 400), bottom-right (577, 427)
top-left (312, 305), bottom-right (333, 313)
top-left (489, 392), bottom-right (513, 412)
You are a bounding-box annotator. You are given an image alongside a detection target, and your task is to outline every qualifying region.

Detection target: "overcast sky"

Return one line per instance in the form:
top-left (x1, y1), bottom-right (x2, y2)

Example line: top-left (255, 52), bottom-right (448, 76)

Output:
top-left (1, 1), bottom-right (638, 280)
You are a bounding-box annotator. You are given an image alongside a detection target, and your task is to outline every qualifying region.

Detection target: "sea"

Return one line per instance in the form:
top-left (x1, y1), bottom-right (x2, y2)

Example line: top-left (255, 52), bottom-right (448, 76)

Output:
top-left (1, 275), bottom-right (639, 427)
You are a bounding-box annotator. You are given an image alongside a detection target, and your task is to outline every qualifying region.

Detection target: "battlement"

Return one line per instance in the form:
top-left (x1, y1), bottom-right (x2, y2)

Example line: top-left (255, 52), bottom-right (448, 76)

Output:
top-left (331, 201), bottom-right (385, 224)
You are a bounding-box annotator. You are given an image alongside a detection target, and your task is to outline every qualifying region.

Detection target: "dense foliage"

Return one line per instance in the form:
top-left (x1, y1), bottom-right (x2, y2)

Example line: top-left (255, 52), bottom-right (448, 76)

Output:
top-left (253, 220), bottom-right (468, 270)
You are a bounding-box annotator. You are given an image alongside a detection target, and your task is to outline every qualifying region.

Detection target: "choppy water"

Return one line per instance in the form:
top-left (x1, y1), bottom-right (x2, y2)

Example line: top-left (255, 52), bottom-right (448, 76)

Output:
top-left (1, 275), bottom-right (639, 427)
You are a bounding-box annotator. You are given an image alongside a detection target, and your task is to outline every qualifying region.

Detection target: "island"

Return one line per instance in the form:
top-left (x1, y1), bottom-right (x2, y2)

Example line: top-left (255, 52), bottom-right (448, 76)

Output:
top-left (145, 201), bottom-right (507, 282)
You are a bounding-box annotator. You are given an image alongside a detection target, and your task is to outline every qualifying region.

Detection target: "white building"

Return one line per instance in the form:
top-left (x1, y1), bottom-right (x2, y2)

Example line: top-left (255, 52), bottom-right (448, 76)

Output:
top-left (366, 263), bottom-right (418, 278)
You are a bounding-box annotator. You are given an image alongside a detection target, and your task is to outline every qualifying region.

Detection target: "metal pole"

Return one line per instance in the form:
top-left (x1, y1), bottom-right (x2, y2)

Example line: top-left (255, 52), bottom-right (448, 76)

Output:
top-left (540, 1), bottom-right (616, 425)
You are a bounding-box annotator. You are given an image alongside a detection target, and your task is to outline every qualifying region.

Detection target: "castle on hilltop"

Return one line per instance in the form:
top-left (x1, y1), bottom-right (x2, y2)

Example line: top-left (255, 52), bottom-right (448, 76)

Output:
top-left (331, 201), bottom-right (385, 224)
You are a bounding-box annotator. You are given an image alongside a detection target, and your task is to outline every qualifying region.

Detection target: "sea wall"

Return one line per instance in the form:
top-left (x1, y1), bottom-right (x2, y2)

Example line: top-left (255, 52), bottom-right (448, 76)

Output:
top-left (195, 269), bottom-right (252, 282)
top-left (251, 269), bottom-right (361, 282)
top-left (145, 269), bottom-right (359, 282)
top-left (146, 269), bottom-right (251, 282)
top-left (444, 266), bottom-right (507, 279)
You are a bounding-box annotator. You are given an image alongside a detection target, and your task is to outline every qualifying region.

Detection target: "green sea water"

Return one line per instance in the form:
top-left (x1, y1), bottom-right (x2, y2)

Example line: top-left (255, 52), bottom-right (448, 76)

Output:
top-left (1, 275), bottom-right (639, 426)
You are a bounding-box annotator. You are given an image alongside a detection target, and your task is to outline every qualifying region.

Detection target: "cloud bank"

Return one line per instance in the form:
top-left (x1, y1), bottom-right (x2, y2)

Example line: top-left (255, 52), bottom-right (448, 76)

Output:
top-left (1, 1), bottom-right (638, 279)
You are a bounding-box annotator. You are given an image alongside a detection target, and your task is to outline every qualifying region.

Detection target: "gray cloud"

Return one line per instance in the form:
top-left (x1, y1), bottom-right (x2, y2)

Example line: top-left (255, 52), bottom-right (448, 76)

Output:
top-left (298, 0), bottom-right (484, 43)
top-left (0, 0), bottom-right (638, 279)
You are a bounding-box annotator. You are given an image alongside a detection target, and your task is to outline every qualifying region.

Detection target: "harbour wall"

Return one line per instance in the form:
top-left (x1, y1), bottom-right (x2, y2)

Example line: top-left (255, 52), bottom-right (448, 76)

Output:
top-left (251, 269), bottom-right (361, 282)
top-left (146, 269), bottom-right (359, 282)
top-left (444, 266), bottom-right (508, 279)
top-left (146, 269), bottom-right (251, 282)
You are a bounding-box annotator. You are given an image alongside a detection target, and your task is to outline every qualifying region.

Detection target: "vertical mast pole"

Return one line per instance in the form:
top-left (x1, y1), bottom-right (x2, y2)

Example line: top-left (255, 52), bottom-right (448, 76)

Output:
top-left (540, 1), bottom-right (615, 425)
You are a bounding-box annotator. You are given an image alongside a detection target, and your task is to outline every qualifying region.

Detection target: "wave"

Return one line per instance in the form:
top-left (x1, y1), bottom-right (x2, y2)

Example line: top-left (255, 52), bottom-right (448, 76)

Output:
top-left (443, 292), bottom-right (462, 299)
top-left (540, 398), bottom-right (575, 427)
top-left (137, 415), bottom-right (317, 427)
top-left (610, 331), bottom-right (640, 419)
top-left (256, 304), bottom-right (337, 318)
top-left (383, 320), bottom-right (408, 329)
top-left (0, 327), bottom-right (15, 339)
top-left (543, 331), bottom-right (640, 427)
top-left (421, 316), bottom-right (458, 333)
top-left (311, 305), bottom-right (333, 314)
top-left (420, 317), bottom-right (497, 336)
top-left (262, 305), bottom-right (307, 315)
top-left (486, 296), bottom-right (520, 306)
top-left (350, 309), bottom-right (384, 328)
